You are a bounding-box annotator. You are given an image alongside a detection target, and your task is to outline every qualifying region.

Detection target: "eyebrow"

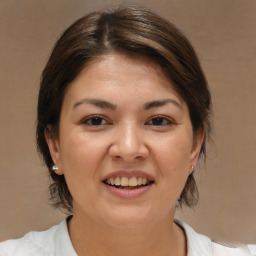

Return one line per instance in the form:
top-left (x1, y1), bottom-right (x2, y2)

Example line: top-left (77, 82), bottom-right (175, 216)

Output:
top-left (143, 99), bottom-right (182, 110)
top-left (73, 98), bottom-right (181, 110)
top-left (73, 98), bottom-right (117, 110)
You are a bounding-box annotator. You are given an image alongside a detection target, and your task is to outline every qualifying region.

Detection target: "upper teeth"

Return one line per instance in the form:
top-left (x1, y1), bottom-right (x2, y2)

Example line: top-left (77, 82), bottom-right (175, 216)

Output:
top-left (105, 177), bottom-right (149, 186)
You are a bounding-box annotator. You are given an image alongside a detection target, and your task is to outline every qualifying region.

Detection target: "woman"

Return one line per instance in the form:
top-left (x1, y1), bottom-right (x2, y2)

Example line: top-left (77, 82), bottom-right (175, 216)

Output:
top-left (0, 6), bottom-right (255, 256)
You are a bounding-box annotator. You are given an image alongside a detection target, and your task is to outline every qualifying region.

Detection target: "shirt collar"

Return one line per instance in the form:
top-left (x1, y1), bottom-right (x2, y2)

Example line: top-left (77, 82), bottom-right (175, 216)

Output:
top-left (54, 217), bottom-right (213, 256)
top-left (175, 219), bottom-right (213, 256)
top-left (55, 216), bottom-right (78, 256)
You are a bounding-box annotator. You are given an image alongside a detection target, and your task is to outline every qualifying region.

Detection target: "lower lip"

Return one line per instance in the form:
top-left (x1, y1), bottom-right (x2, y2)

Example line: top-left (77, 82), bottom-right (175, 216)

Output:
top-left (102, 183), bottom-right (153, 198)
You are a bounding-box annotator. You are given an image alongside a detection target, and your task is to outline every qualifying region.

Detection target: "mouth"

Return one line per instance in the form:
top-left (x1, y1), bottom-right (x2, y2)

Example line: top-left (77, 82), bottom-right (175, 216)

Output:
top-left (103, 176), bottom-right (154, 190)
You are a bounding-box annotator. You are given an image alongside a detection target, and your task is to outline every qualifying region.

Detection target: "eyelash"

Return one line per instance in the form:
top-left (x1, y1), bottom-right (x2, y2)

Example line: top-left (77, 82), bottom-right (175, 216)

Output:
top-left (81, 115), bottom-right (173, 127)
top-left (81, 115), bottom-right (110, 126)
top-left (146, 116), bottom-right (173, 126)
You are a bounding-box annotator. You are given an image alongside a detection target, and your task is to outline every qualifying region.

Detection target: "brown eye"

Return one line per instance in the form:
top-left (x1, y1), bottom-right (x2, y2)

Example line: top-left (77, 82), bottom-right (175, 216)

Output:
top-left (147, 116), bottom-right (173, 126)
top-left (83, 116), bottom-right (108, 126)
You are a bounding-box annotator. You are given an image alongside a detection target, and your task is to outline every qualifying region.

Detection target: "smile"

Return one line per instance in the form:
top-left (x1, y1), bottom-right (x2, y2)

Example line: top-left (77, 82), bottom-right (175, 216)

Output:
top-left (102, 170), bottom-right (155, 197)
top-left (103, 176), bottom-right (154, 189)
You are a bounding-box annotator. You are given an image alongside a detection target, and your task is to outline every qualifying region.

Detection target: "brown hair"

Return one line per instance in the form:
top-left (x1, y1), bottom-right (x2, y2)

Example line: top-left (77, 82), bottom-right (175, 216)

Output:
top-left (37, 6), bottom-right (212, 213)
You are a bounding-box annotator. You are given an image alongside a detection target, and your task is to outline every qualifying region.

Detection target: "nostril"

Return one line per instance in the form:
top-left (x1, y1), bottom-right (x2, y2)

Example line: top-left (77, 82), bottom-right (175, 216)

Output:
top-left (109, 144), bottom-right (149, 162)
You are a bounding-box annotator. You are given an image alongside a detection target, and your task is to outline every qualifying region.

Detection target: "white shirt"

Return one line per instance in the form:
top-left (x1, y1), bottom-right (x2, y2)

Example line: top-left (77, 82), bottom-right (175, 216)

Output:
top-left (0, 218), bottom-right (255, 256)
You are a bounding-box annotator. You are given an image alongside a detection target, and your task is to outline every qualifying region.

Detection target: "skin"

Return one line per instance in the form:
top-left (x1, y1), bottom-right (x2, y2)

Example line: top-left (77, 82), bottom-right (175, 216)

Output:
top-left (46, 53), bottom-right (204, 256)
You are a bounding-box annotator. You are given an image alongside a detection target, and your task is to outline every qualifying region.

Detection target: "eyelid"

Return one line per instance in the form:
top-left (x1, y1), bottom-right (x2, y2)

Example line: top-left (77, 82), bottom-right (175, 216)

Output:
top-left (80, 114), bottom-right (111, 125)
top-left (145, 115), bottom-right (174, 126)
top-left (79, 114), bottom-right (174, 126)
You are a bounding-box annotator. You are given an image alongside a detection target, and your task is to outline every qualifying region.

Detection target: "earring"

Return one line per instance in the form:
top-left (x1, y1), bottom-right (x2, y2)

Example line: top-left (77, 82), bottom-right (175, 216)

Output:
top-left (191, 165), bottom-right (194, 173)
top-left (52, 165), bottom-right (59, 171)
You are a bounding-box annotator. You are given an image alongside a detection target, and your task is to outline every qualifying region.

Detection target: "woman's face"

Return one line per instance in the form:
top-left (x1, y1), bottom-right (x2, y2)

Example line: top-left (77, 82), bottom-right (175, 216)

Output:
top-left (46, 53), bottom-right (203, 229)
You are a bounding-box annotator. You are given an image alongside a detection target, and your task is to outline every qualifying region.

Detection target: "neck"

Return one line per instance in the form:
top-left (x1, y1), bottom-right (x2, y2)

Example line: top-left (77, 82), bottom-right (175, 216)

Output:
top-left (68, 213), bottom-right (186, 256)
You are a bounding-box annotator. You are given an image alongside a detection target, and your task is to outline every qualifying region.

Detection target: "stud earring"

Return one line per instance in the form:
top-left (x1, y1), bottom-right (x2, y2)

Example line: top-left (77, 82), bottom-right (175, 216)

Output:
top-left (52, 165), bottom-right (59, 171)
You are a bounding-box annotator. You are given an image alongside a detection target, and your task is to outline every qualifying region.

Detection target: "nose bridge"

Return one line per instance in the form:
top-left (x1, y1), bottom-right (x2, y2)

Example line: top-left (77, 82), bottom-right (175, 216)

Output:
top-left (122, 121), bottom-right (139, 147)
top-left (110, 121), bottom-right (148, 161)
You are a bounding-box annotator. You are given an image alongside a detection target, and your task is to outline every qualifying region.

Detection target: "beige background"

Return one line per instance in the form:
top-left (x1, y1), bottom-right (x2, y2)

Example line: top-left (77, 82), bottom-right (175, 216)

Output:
top-left (0, 0), bottom-right (255, 244)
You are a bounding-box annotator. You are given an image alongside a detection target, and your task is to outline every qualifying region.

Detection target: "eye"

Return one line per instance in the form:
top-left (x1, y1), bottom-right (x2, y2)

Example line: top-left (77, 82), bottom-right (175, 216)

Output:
top-left (146, 116), bottom-right (173, 126)
top-left (82, 115), bottom-right (109, 126)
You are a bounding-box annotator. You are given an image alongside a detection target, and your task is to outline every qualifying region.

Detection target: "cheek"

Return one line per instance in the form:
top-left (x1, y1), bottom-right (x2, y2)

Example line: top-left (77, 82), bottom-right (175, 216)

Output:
top-left (152, 133), bottom-right (193, 196)
top-left (59, 130), bottom-right (108, 184)
top-left (58, 132), bottom-right (110, 208)
top-left (155, 133), bottom-right (192, 172)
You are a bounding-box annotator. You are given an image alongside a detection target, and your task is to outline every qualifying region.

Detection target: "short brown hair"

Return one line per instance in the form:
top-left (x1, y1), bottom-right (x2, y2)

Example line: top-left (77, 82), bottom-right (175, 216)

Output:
top-left (37, 6), bottom-right (212, 213)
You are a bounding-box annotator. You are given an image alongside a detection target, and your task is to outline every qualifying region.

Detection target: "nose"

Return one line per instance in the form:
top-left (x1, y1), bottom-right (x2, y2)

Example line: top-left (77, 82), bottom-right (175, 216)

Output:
top-left (109, 123), bottom-right (149, 162)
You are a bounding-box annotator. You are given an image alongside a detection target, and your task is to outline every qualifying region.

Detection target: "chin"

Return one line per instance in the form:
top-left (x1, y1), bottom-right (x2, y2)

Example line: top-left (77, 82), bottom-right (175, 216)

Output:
top-left (99, 205), bottom-right (163, 229)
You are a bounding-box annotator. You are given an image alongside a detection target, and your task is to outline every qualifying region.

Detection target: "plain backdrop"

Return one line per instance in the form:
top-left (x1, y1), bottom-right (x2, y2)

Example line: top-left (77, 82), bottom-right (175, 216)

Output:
top-left (0, 0), bottom-right (255, 243)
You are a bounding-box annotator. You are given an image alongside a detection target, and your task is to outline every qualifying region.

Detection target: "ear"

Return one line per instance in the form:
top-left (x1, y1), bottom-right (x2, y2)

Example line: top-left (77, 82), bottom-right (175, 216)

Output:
top-left (189, 128), bottom-right (204, 174)
top-left (44, 126), bottom-right (64, 175)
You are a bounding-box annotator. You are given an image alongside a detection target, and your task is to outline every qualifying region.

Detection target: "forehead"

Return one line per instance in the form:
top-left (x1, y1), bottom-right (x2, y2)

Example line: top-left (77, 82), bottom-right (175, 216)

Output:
top-left (63, 53), bottom-right (184, 106)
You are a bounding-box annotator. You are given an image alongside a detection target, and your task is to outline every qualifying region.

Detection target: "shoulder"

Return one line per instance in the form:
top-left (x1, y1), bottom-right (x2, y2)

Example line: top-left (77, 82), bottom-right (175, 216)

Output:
top-left (212, 240), bottom-right (255, 256)
top-left (248, 245), bottom-right (256, 256)
top-left (0, 222), bottom-right (61, 256)
top-left (175, 219), bottom-right (256, 256)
